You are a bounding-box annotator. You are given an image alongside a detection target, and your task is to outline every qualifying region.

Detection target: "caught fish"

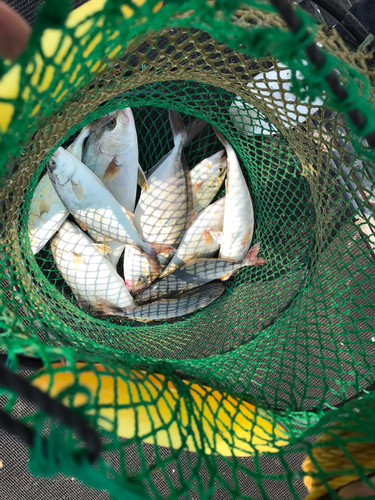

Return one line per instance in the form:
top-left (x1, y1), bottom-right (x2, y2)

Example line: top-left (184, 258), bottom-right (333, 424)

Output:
top-left (82, 108), bottom-right (147, 267)
top-left (212, 128), bottom-right (254, 271)
top-left (138, 243), bottom-right (265, 303)
top-left (83, 107), bottom-right (147, 209)
top-left (28, 126), bottom-right (90, 254)
top-left (51, 220), bottom-right (135, 313)
top-left (123, 246), bottom-right (170, 294)
top-left (124, 110), bottom-right (206, 293)
top-left (190, 150), bottom-right (227, 213)
top-left (47, 147), bottom-right (174, 272)
top-left (160, 197), bottom-right (225, 278)
top-left (110, 281), bottom-right (225, 322)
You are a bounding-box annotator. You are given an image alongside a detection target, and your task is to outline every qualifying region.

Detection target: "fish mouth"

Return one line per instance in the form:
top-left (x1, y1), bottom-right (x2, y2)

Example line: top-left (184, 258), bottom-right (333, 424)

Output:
top-left (217, 171), bottom-right (226, 184)
top-left (118, 108), bottom-right (132, 124)
top-left (47, 168), bottom-right (56, 183)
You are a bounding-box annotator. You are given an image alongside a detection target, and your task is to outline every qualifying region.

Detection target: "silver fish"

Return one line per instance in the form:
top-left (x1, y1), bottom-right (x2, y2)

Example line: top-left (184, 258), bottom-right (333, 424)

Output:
top-left (28, 127), bottom-right (90, 254)
top-left (47, 147), bottom-right (173, 272)
top-left (160, 197), bottom-right (225, 278)
top-left (111, 281), bottom-right (225, 322)
top-left (138, 243), bottom-right (265, 303)
top-left (82, 108), bottom-right (147, 205)
top-left (124, 110), bottom-right (206, 293)
top-left (82, 108), bottom-right (147, 267)
top-left (51, 220), bottom-right (135, 313)
top-left (212, 128), bottom-right (254, 265)
top-left (190, 150), bottom-right (227, 213)
top-left (124, 246), bottom-right (169, 293)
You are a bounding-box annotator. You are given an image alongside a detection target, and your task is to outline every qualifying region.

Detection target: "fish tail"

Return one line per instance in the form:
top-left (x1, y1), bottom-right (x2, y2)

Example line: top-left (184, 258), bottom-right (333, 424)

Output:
top-left (213, 127), bottom-right (229, 148)
top-left (142, 250), bottom-right (161, 274)
top-left (243, 242), bottom-right (266, 266)
top-left (100, 307), bottom-right (127, 317)
top-left (93, 299), bottom-right (127, 316)
top-left (142, 243), bottom-right (176, 274)
top-left (169, 110), bottom-right (206, 147)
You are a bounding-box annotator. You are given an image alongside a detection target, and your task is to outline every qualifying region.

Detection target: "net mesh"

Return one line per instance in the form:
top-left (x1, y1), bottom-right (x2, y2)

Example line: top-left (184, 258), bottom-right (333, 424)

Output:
top-left (1, 0), bottom-right (375, 498)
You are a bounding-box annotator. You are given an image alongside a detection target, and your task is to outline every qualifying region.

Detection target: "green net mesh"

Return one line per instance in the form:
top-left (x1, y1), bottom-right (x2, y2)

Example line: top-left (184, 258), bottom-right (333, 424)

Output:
top-left (1, 0), bottom-right (375, 498)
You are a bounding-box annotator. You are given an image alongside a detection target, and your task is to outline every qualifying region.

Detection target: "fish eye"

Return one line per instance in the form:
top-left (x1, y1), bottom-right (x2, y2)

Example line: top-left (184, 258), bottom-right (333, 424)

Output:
top-left (138, 276), bottom-right (145, 284)
top-left (107, 117), bottom-right (117, 130)
top-left (48, 159), bottom-right (57, 170)
top-left (218, 166), bottom-right (223, 173)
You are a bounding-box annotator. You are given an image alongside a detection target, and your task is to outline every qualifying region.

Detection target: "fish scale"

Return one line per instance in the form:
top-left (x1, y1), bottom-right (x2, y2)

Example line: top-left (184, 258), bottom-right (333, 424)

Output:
top-left (48, 147), bottom-right (173, 272)
top-left (28, 127), bottom-right (89, 254)
top-left (160, 196), bottom-right (225, 278)
top-left (213, 128), bottom-right (254, 263)
top-left (138, 243), bottom-right (265, 304)
top-left (82, 108), bottom-right (148, 267)
top-left (122, 282), bottom-right (226, 322)
top-left (51, 220), bottom-right (135, 313)
top-left (124, 110), bottom-right (206, 294)
top-left (190, 149), bottom-right (227, 213)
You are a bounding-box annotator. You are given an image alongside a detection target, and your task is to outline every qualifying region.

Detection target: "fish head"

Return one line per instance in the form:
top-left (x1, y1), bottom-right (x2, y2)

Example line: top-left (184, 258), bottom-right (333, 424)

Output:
top-left (91, 108), bottom-right (135, 156)
top-left (126, 274), bottom-right (150, 294)
top-left (47, 147), bottom-right (77, 186)
top-left (209, 150), bottom-right (227, 179)
top-left (197, 150), bottom-right (227, 183)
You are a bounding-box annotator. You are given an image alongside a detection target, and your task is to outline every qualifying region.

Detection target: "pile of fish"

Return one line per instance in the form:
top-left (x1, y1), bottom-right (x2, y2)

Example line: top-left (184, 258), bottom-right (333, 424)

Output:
top-left (29, 108), bottom-right (265, 322)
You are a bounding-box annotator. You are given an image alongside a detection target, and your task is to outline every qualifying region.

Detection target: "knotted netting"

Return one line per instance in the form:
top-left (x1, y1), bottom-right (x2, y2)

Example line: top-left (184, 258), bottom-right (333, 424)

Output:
top-left (1, 0), bottom-right (375, 498)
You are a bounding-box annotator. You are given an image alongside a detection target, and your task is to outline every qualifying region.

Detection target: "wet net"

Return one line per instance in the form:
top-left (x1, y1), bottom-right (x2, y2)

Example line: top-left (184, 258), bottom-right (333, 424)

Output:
top-left (1, 0), bottom-right (375, 498)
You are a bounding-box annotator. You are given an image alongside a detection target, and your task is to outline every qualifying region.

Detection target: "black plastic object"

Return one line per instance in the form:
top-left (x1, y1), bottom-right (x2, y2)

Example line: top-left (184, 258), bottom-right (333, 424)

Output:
top-left (311, 0), bottom-right (374, 47)
top-left (0, 364), bottom-right (101, 463)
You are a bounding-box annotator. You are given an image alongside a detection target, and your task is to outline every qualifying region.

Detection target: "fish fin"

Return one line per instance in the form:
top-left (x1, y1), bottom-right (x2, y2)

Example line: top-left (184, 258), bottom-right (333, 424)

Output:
top-left (220, 272), bottom-right (233, 281)
top-left (159, 261), bottom-right (180, 278)
top-left (71, 179), bottom-right (84, 201)
top-left (210, 230), bottom-right (225, 246)
top-left (76, 220), bottom-right (88, 231)
top-left (243, 242), bottom-right (266, 266)
top-left (137, 164), bottom-right (148, 191)
top-left (193, 180), bottom-right (203, 195)
top-left (169, 110), bottom-right (207, 147)
top-left (184, 118), bottom-right (207, 147)
top-left (142, 251), bottom-right (160, 274)
top-left (169, 110), bottom-right (185, 145)
top-left (122, 206), bottom-right (134, 219)
top-left (67, 126), bottom-right (90, 161)
top-left (103, 158), bottom-right (122, 182)
top-left (203, 228), bottom-right (213, 247)
top-left (142, 243), bottom-right (176, 274)
top-left (38, 198), bottom-right (50, 218)
top-left (93, 297), bottom-right (127, 315)
top-left (213, 127), bottom-right (229, 148)
top-left (94, 244), bottom-right (111, 255)
top-left (73, 251), bottom-right (85, 270)
top-left (150, 243), bottom-right (176, 255)
top-left (74, 293), bottom-right (88, 308)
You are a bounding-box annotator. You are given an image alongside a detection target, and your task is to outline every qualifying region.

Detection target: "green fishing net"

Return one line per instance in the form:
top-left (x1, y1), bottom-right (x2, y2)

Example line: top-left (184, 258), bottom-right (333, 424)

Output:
top-left (1, 0), bottom-right (375, 498)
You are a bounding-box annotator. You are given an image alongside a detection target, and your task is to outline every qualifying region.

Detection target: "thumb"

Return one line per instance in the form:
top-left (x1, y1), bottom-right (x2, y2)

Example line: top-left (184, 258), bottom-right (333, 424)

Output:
top-left (0, 1), bottom-right (31, 60)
